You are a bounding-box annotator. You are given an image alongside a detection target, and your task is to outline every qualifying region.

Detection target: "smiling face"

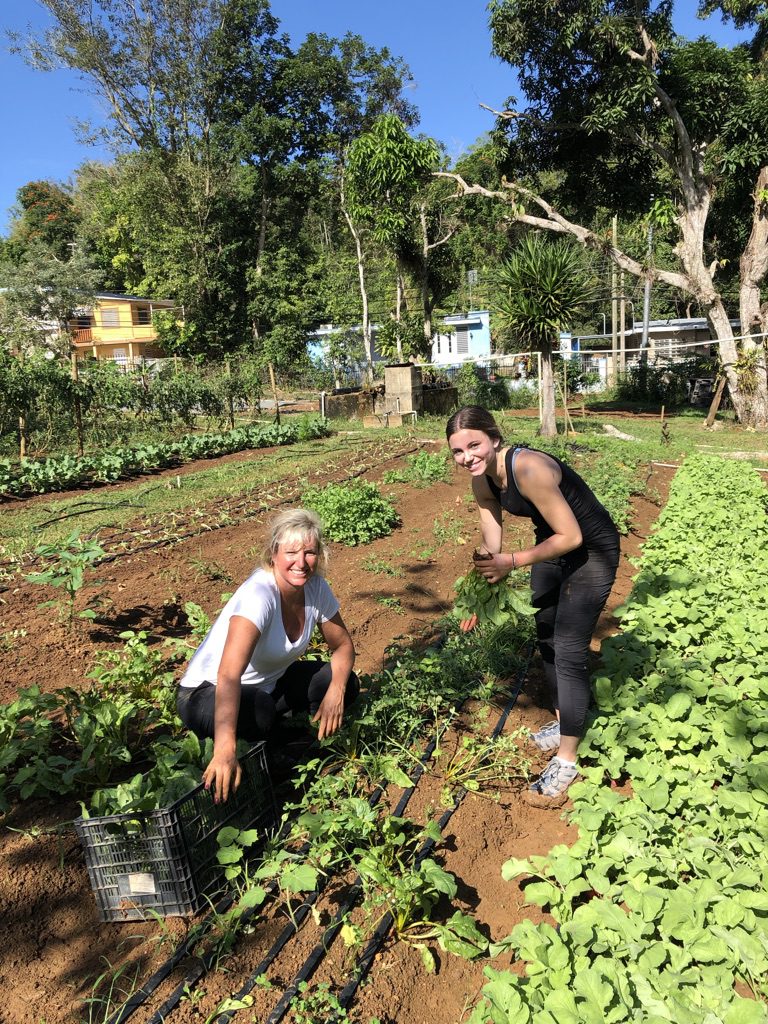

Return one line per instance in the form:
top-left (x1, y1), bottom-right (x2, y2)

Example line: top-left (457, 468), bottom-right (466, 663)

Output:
top-left (448, 427), bottom-right (500, 476)
top-left (270, 532), bottom-right (319, 593)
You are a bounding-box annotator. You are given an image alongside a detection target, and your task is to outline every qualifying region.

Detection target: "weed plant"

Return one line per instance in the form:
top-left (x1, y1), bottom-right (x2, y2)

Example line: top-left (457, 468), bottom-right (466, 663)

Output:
top-left (89, 629), bottom-right (177, 716)
top-left (361, 556), bottom-right (402, 577)
top-left (383, 449), bottom-right (451, 487)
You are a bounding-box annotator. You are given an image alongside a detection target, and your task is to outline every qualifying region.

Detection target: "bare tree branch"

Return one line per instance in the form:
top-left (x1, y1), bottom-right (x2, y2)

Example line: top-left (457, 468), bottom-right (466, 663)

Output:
top-left (434, 170), bottom-right (692, 292)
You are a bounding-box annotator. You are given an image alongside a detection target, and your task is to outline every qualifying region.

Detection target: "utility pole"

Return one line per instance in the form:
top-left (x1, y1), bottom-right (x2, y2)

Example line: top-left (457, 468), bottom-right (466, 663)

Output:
top-left (640, 201), bottom-right (654, 362)
top-left (611, 216), bottom-right (618, 386)
top-left (619, 274), bottom-right (626, 374)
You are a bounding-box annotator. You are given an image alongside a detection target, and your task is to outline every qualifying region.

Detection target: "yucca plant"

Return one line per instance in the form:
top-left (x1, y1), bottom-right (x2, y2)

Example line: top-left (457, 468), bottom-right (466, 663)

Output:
top-left (492, 233), bottom-right (600, 436)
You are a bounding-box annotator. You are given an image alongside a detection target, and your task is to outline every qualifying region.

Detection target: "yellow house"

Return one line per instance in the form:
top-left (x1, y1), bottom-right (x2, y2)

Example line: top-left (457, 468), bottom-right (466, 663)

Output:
top-left (70, 293), bottom-right (180, 363)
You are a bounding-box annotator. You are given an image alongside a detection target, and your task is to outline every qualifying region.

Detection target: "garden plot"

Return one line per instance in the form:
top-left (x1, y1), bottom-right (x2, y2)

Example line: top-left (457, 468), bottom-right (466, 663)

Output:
top-left (0, 430), bottom-right (668, 1024)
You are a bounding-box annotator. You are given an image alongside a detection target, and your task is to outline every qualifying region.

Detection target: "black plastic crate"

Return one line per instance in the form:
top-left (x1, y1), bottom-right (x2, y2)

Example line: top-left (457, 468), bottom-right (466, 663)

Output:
top-left (75, 742), bottom-right (276, 922)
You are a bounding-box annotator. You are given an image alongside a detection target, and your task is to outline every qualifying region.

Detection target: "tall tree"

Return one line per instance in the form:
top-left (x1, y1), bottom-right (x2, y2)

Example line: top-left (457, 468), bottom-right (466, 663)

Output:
top-left (440, 0), bottom-right (768, 426)
top-left (1, 243), bottom-right (101, 453)
top-left (346, 114), bottom-right (438, 363)
top-left (6, 181), bottom-right (81, 261)
top-left (13, 0), bottom-right (295, 354)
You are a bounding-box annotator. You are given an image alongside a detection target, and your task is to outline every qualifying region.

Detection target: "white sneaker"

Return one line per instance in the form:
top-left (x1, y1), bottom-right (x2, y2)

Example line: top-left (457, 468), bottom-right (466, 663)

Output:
top-left (530, 720), bottom-right (560, 752)
top-left (523, 756), bottom-right (578, 808)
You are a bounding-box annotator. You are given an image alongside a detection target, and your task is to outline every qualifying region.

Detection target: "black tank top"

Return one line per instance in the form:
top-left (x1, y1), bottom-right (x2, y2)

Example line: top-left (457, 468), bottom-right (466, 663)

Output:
top-left (486, 447), bottom-right (619, 552)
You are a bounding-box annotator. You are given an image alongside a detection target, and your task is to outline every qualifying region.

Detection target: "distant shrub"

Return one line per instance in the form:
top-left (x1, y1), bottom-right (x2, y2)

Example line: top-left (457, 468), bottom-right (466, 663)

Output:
top-left (455, 363), bottom-right (510, 410)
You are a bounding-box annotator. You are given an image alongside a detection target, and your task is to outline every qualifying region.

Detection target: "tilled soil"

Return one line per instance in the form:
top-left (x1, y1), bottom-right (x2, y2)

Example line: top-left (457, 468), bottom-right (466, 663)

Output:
top-left (0, 437), bottom-right (674, 1024)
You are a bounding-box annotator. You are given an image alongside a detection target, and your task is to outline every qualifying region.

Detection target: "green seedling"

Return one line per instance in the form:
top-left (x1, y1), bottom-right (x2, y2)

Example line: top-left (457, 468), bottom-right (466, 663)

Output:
top-left (433, 511), bottom-right (466, 546)
top-left (24, 530), bottom-right (105, 625)
top-left (289, 981), bottom-right (350, 1024)
top-left (361, 556), bottom-right (403, 577)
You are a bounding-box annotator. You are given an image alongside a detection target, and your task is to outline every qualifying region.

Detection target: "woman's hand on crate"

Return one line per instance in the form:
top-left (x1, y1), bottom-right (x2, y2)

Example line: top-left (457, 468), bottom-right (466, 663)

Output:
top-left (203, 746), bottom-right (242, 804)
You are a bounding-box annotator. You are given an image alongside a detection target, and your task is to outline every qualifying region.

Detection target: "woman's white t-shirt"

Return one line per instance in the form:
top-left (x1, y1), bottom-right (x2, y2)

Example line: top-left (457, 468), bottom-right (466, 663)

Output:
top-left (180, 568), bottom-right (340, 692)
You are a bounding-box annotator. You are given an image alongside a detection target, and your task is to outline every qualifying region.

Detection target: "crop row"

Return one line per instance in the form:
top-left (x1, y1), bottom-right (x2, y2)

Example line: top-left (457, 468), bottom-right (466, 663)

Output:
top-left (0, 417), bottom-right (330, 498)
top-left (469, 454), bottom-right (768, 1024)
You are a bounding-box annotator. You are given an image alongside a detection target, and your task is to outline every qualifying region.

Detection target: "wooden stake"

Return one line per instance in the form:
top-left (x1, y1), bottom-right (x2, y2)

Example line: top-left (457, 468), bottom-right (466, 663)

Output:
top-left (705, 377), bottom-right (727, 428)
top-left (268, 361), bottom-right (280, 425)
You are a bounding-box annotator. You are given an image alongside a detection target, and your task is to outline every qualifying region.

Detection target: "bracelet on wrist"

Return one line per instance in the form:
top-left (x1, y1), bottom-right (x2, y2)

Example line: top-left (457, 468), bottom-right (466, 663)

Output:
top-left (511, 552), bottom-right (517, 570)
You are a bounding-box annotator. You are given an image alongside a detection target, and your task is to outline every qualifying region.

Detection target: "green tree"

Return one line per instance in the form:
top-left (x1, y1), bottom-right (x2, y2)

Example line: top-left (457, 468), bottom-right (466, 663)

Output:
top-left (6, 181), bottom-right (81, 261)
top-left (440, 1), bottom-right (768, 426)
top-left (0, 243), bottom-right (101, 453)
top-left (492, 234), bottom-right (600, 436)
top-left (14, 0), bottom-right (296, 355)
top-left (347, 115), bottom-right (439, 363)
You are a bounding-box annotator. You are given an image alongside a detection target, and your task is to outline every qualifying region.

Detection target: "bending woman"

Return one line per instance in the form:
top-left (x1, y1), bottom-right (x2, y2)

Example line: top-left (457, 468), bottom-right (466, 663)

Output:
top-left (177, 508), bottom-right (358, 802)
top-left (447, 406), bottom-right (619, 807)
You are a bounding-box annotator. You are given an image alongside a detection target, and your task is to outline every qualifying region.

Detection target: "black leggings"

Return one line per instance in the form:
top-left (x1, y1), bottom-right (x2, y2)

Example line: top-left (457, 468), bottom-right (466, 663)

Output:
top-left (176, 659), bottom-right (360, 743)
top-left (530, 544), bottom-right (619, 739)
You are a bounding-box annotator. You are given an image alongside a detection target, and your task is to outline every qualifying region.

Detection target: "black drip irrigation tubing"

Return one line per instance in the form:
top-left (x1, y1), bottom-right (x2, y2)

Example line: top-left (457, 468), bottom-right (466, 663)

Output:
top-left (334, 642), bottom-right (532, 1016)
top-left (216, 643), bottom-right (534, 1024)
top-left (213, 728), bottom-right (443, 1024)
top-left (106, 724), bottom-right (440, 1024)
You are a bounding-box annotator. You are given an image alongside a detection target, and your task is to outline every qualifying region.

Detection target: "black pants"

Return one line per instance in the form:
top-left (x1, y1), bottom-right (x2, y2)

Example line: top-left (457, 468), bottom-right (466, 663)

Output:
top-left (176, 659), bottom-right (360, 743)
top-left (530, 543), bottom-right (619, 739)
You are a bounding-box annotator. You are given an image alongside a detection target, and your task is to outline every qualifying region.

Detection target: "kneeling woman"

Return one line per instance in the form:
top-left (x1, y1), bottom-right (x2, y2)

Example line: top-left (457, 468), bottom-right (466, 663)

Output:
top-left (447, 406), bottom-right (619, 807)
top-left (177, 508), bottom-right (358, 802)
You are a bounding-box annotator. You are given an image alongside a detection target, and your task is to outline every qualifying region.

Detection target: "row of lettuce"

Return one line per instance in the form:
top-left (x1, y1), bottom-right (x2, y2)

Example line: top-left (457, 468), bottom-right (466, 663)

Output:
top-left (0, 417), bottom-right (330, 497)
top-left (470, 453), bottom-right (768, 1024)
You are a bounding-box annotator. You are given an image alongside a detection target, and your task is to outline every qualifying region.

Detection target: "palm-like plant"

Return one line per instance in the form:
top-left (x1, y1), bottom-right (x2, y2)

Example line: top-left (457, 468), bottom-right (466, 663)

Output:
top-left (492, 234), bottom-right (600, 436)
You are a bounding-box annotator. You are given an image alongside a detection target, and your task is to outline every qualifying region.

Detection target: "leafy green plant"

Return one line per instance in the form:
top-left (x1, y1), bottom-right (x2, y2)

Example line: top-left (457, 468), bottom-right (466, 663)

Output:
top-left (383, 449), bottom-right (451, 487)
top-left (452, 565), bottom-right (534, 626)
top-left (216, 825), bottom-right (263, 884)
top-left (2, 419), bottom-right (331, 498)
top-left (302, 481), bottom-right (399, 545)
top-left (288, 982), bottom-right (351, 1024)
top-left (24, 530), bottom-right (105, 623)
top-left (83, 733), bottom-right (214, 818)
top-left (350, 817), bottom-right (488, 971)
top-left (88, 629), bottom-right (176, 717)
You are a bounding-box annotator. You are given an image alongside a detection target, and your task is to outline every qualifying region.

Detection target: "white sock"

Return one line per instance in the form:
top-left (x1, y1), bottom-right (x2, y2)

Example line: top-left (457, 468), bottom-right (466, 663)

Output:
top-left (554, 756), bottom-right (577, 768)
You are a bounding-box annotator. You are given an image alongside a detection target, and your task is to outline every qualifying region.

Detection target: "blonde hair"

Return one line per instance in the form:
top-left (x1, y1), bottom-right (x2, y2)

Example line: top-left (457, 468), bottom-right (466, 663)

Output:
top-left (262, 508), bottom-right (328, 575)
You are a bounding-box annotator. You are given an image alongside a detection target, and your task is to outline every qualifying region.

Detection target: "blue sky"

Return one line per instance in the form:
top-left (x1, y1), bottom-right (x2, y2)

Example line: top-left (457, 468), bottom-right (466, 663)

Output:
top-left (0, 1), bottom-right (746, 233)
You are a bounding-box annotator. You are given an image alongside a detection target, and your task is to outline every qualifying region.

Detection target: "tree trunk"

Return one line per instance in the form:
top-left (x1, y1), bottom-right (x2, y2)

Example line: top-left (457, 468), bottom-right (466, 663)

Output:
top-left (341, 206), bottom-right (373, 381)
top-left (735, 164), bottom-right (768, 428)
top-left (339, 165), bottom-right (374, 381)
top-left (539, 342), bottom-right (557, 437)
top-left (395, 265), bottom-right (404, 362)
top-left (226, 357), bottom-right (235, 429)
top-left (419, 204), bottom-right (433, 351)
